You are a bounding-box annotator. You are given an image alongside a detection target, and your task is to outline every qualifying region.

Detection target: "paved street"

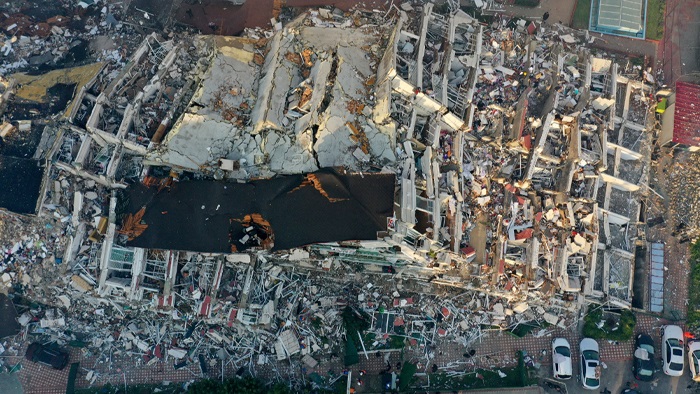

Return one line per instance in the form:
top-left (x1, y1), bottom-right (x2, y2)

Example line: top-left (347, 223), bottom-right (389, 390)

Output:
top-left (497, 0), bottom-right (577, 26)
top-left (660, 0), bottom-right (700, 85)
top-left (542, 358), bottom-right (688, 394)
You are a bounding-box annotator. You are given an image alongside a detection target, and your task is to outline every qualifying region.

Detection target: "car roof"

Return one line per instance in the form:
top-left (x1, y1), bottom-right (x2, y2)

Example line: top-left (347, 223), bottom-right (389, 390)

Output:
top-left (637, 333), bottom-right (654, 347)
top-left (637, 356), bottom-right (655, 370)
top-left (584, 360), bottom-right (600, 378)
top-left (689, 341), bottom-right (700, 352)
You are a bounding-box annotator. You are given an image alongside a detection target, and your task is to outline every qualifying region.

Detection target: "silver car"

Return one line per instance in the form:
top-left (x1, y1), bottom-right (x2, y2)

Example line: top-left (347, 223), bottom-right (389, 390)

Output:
top-left (662, 325), bottom-right (684, 376)
top-left (552, 338), bottom-right (572, 380)
top-left (580, 338), bottom-right (601, 390)
top-left (688, 341), bottom-right (700, 382)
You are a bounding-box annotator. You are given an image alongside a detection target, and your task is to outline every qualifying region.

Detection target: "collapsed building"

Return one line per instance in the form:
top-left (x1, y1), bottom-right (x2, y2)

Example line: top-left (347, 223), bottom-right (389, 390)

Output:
top-left (0, 1), bottom-right (661, 389)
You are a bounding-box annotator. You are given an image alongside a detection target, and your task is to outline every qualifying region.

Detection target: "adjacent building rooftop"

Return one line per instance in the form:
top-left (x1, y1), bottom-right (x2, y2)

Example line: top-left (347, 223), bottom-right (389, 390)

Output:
top-left (590, 0), bottom-right (647, 39)
top-left (121, 169), bottom-right (395, 253)
top-left (672, 81), bottom-right (700, 147)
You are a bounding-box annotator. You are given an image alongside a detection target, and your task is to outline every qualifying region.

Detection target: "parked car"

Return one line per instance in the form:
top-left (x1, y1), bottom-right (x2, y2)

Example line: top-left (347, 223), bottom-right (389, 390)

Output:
top-left (580, 338), bottom-right (601, 390)
top-left (24, 342), bottom-right (69, 370)
top-left (688, 341), bottom-right (700, 382)
top-left (662, 325), bottom-right (685, 376)
top-left (552, 338), bottom-right (572, 380)
top-left (633, 333), bottom-right (656, 381)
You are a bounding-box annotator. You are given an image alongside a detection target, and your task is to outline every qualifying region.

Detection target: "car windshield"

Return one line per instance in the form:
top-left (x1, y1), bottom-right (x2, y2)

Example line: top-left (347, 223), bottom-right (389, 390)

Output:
top-left (638, 368), bottom-right (653, 376)
top-left (668, 338), bottom-right (681, 347)
top-left (670, 362), bottom-right (683, 371)
top-left (582, 350), bottom-right (599, 360)
top-left (585, 378), bottom-right (599, 387)
top-left (555, 346), bottom-right (571, 357)
top-left (641, 344), bottom-right (654, 354)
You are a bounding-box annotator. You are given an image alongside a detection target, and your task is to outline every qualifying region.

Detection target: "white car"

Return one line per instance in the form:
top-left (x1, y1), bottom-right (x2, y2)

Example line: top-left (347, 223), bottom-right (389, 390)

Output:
top-left (662, 325), bottom-right (685, 376)
top-left (552, 338), bottom-right (572, 379)
top-left (579, 338), bottom-right (601, 390)
top-left (688, 340), bottom-right (700, 381)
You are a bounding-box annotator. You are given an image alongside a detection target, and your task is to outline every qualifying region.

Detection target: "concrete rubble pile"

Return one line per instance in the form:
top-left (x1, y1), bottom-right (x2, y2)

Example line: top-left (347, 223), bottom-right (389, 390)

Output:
top-left (0, 1), bottom-right (149, 76)
top-left (0, 0), bottom-right (662, 389)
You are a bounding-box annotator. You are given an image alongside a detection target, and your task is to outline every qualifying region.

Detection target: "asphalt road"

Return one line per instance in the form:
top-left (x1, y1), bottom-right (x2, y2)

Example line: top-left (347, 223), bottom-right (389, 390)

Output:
top-left (0, 373), bottom-right (23, 394)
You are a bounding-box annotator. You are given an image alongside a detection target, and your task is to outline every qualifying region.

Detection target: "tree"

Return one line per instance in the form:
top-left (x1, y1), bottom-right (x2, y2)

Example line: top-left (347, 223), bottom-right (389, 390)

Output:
top-left (187, 379), bottom-right (228, 394)
top-left (344, 336), bottom-right (360, 366)
top-left (398, 362), bottom-right (417, 392)
top-left (341, 306), bottom-right (371, 335)
top-left (187, 376), bottom-right (285, 394)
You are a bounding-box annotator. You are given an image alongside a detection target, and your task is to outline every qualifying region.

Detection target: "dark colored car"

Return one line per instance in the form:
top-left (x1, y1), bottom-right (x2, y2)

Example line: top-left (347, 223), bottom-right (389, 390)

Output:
top-left (633, 333), bottom-right (656, 381)
top-left (24, 342), bottom-right (69, 370)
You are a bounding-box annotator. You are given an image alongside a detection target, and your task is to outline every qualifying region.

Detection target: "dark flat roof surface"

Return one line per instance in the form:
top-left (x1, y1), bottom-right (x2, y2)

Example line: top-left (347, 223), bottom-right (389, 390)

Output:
top-left (0, 156), bottom-right (43, 215)
top-left (121, 169), bottom-right (395, 252)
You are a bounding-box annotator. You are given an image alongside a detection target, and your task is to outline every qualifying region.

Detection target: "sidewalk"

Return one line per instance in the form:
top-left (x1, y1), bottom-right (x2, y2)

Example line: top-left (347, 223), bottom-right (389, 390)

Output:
top-left (660, 0), bottom-right (700, 85)
top-left (588, 33), bottom-right (658, 62)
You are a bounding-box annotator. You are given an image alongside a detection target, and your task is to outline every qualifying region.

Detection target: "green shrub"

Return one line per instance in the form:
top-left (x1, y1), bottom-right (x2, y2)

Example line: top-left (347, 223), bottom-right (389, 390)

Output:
top-left (399, 362), bottom-right (417, 391)
top-left (514, 0), bottom-right (540, 7)
top-left (687, 241), bottom-right (700, 329)
top-left (344, 336), bottom-right (359, 366)
top-left (572, 0), bottom-right (592, 29)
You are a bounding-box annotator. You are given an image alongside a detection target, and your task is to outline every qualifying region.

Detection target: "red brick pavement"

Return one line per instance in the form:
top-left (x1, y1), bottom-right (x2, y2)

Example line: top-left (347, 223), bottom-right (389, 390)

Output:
top-left (422, 313), bottom-right (674, 372)
top-left (649, 152), bottom-right (691, 321)
top-left (8, 312), bottom-right (680, 393)
top-left (14, 354), bottom-right (69, 394)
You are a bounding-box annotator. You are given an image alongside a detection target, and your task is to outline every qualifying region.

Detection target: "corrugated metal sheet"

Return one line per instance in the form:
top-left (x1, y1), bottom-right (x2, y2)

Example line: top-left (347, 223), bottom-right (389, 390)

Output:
top-left (673, 82), bottom-right (700, 146)
top-left (649, 242), bottom-right (664, 313)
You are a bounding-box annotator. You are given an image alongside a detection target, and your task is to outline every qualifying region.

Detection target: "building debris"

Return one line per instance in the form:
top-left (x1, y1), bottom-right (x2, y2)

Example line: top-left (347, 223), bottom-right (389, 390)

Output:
top-left (0, 0), bottom-right (674, 391)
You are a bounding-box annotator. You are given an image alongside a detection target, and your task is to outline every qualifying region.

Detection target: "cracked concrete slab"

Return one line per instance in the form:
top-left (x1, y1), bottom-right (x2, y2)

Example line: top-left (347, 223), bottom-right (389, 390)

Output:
top-left (147, 113), bottom-right (237, 170)
top-left (148, 22), bottom-right (395, 175)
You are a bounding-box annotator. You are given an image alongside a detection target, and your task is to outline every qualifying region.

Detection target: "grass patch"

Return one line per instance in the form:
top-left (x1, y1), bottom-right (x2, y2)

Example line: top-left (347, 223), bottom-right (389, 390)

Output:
top-left (645, 0), bottom-right (665, 40)
top-left (389, 335), bottom-right (406, 349)
top-left (76, 383), bottom-right (181, 394)
top-left (583, 308), bottom-right (636, 341)
top-left (409, 352), bottom-right (535, 391)
top-left (341, 306), bottom-right (372, 366)
top-left (508, 321), bottom-right (550, 338)
top-left (360, 332), bottom-right (406, 350)
top-left (422, 367), bottom-right (533, 390)
top-left (514, 0), bottom-right (540, 7)
top-left (572, 0), bottom-right (592, 29)
top-left (687, 241), bottom-right (700, 329)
